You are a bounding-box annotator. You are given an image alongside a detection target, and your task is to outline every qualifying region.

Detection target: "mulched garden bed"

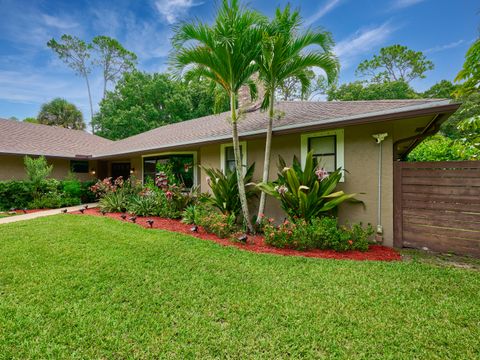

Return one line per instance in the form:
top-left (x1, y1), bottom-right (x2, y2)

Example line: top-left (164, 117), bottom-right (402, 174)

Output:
top-left (72, 208), bottom-right (401, 262)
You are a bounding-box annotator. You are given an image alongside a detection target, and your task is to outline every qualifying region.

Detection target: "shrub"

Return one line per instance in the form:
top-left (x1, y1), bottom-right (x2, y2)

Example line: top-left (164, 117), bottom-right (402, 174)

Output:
top-left (197, 211), bottom-right (238, 238)
top-left (0, 181), bottom-right (33, 210)
top-left (99, 192), bottom-right (129, 213)
top-left (61, 174), bottom-right (82, 199)
top-left (24, 156), bottom-right (53, 186)
top-left (202, 164), bottom-right (256, 216)
top-left (181, 205), bottom-right (198, 224)
top-left (127, 193), bottom-right (161, 217)
top-left (263, 217), bottom-right (374, 252)
top-left (407, 134), bottom-right (479, 162)
top-left (257, 152), bottom-right (361, 223)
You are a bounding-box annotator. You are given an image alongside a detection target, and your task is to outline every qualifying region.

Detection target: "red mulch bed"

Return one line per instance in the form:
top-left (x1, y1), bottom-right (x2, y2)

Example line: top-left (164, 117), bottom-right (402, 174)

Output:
top-left (71, 208), bottom-right (401, 262)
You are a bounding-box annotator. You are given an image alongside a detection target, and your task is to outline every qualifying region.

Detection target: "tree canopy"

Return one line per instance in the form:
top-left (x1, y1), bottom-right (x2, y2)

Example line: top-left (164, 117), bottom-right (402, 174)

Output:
top-left (356, 44), bottom-right (434, 83)
top-left (455, 39), bottom-right (480, 97)
top-left (326, 80), bottom-right (417, 101)
top-left (92, 71), bottom-right (229, 140)
top-left (37, 98), bottom-right (86, 130)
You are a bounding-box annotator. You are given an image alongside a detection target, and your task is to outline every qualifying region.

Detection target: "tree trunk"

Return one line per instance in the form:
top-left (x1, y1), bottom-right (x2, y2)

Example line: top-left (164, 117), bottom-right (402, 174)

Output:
top-left (256, 93), bottom-right (274, 223)
top-left (230, 92), bottom-right (254, 233)
top-left (84, 74), bottom-right (95, 134)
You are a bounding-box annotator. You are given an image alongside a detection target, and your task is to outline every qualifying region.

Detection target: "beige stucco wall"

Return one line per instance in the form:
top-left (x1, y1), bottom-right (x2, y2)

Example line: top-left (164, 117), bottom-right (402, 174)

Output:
top-left (198, 117), bottom-right (433, 247)
top-left (0, 155), bottom-right (96, 182)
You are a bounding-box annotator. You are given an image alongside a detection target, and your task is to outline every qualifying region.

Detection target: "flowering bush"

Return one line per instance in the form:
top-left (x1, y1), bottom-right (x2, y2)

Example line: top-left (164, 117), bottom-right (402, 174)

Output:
top-left (197, 211), bottom-right (238, 238)
top-left (263, 217), bottom-right (374, 252)
top-left (257, 151), bottom-right (361, 222)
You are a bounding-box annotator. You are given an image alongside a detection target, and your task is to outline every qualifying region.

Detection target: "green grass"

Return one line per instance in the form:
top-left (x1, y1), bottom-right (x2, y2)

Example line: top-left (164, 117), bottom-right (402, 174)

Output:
top-left (1, 215), bottom-right (479, 359)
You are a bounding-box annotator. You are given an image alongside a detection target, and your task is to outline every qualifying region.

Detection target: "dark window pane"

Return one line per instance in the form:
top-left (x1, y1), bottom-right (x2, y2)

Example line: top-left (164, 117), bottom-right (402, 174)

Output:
top-left (224, 145), bottom-right (242, 173)
top-left (71, 160), bottom-right (89, 173)
top-left (313, 155), bottom-right (336, 172)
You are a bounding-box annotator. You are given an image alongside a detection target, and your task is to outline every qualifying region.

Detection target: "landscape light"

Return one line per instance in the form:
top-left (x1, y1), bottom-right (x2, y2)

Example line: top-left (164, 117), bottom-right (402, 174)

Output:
top-left (100, 210), bottom-right (107, 216)
top-left (61, 209), bottom-right (68, 214)
top-left (147, 219), bottom-right (154, 228)
top-left (190, 225), bottom-right (198, 232)
top-left (79, 208), bottom-right (85, 214)
top-left (120, 214), bottom-right (127, 220)
top-left (129, 216), bottom-right (137, 223)
top-left (237, 234), bottom-right (248, 243)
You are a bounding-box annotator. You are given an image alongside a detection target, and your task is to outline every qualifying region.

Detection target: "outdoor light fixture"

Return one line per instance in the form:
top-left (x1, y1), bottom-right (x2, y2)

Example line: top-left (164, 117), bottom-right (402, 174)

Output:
top-left (237, 234), bottom-right (248, 243)
top-left (91, 169), bottom-right (96, 175)
top-left (22, 208), bottom-right (27, 214)
top-left (130, 168), bottom-right (135, 174)
top-left (62, 209), bottom-right (68, 214)
top-left (190, 225), bottom-right (198, 232)
top-left (129, 216), bottom-right (137, 223)
top-left (79, 208), bottom-right (85, 214)
top-left (84, 205), bottom-right (89, 210)
top-left (147, 219), bottom-right (154, 228)
top-left (101, 210), bottom-right (107, 216)
top-left (120, 214), bottom-right (127, 220)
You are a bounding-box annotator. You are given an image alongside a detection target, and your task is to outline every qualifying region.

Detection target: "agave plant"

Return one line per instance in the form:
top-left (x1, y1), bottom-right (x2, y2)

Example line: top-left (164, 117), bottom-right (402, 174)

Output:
top-left (202, 164), bottom-right (256, 217)
top-left (257, 151), bottom-right (361, 222)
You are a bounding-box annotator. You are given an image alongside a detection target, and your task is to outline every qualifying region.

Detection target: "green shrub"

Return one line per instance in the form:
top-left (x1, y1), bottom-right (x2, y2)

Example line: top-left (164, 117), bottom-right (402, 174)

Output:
top-left (407, 134), bottom-right (479, 162)
top-left (0, 181), bottom-right (33, 210)
top-left (202, 164), bottom-right (256, 216)
top-left (99, 192), bottom-right (129, 213)
top-left (127, 194), bottom-right (161, 216)
top-left (79, 181), bottom-right (96, 203)
top-left (263, 217), bottom-right (374, 252)
top-left (197, 211), bottom-right (238, 238)
top-left (61, 174), bottom-right (82, 199)
top-left (181, 205), bottom-right (198, 224)
top-left (258, 152), bottom-right (361, 222)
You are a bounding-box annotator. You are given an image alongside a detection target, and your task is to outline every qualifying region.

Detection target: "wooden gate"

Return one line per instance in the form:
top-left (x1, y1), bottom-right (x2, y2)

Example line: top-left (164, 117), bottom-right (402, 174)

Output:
top-left (394, 161), bottom-right (480, 257)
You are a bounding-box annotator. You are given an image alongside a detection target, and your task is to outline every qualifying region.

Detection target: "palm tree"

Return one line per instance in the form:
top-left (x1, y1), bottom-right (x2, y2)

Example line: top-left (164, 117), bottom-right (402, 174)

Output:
top-left (172, 0), bottom-right (265, 233)
top-left (255, 5), bottom-right (339, 222)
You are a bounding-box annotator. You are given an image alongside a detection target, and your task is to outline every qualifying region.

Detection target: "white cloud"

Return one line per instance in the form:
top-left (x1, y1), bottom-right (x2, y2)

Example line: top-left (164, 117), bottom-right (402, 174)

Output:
top-left (424, 39), bottom-right (465, 54)
top-left (154, 0), bottom-right (203, 24)
top-left (42, 14), bottom-right (79, 29)
top-left (305, 0), bottom-right (342, 26)
top-left (334, 22), bottom-right (397, 68)
top-left (391, 0), bottom-right (426, 9)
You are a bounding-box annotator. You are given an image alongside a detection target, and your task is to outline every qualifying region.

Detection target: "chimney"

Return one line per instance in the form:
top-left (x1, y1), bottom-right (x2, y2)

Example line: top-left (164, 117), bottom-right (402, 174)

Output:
top-left (238, 73), bottom-right (265, 112)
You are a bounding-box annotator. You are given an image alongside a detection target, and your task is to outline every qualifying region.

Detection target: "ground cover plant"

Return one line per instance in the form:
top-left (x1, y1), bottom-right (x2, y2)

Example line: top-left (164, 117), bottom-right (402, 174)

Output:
top-left (0, 215), bottom-right (479, 358)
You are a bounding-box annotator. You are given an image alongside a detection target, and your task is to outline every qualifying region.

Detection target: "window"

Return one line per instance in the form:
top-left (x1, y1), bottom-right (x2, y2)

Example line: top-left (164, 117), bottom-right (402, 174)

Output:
top-left (220, 142), bottom-right (247, 174)
top-left (70, 160), bottom-right (89, 173)
top-left (301, 129), bottom-right (344, 181)
top-left (308, 135), bottom-right (336, 172)
top-left (142, 153), bottom-right (196, 188)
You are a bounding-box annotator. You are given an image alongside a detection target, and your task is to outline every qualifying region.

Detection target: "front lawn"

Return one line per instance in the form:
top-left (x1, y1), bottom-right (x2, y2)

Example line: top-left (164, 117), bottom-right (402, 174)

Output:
top-left (1, 215), bottom-right (479, 359)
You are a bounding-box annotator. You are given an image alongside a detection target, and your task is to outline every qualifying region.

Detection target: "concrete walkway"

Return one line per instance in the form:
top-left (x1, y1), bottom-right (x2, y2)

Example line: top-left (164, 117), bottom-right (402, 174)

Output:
top-left (0, 203), bottom-right (98, 225)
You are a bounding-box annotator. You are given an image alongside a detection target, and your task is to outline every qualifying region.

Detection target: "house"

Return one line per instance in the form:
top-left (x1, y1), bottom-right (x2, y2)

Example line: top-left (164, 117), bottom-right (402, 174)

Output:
top-left (0, 99), bottom-right (460, 246)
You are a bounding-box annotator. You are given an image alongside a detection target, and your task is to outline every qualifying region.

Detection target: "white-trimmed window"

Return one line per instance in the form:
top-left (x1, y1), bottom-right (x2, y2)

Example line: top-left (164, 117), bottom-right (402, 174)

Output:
top-left (220, 141), bottom-right (247, 174)
top-left (301, 129), bottom-right (344, 181)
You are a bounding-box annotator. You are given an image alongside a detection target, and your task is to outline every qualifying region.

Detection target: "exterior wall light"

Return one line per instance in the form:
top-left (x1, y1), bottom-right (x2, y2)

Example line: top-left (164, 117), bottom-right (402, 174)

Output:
top-left (130, 168), bottom-right (135, 174)
top-left (91, 169), bottom-right (96, 175)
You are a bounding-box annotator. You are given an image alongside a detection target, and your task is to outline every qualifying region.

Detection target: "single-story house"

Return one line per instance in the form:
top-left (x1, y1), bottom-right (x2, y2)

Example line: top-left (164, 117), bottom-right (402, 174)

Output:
top-left (0, 99), bottom-right (460, 246)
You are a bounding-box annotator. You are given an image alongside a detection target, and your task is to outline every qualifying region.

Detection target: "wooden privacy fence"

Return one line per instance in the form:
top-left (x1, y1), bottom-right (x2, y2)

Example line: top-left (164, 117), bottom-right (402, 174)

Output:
top-left (394, 161), bottom-right (480, 257)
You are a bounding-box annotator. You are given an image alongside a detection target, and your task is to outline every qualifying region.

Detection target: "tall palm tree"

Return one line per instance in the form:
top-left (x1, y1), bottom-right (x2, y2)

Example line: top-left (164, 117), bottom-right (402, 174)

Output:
top-left (172, 0), bottom-right (265, 233)
top-left (255, 5), bottom-right (339, 222)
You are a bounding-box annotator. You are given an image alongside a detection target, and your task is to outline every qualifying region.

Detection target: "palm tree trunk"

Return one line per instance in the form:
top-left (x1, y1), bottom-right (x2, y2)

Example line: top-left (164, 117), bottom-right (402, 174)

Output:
top-left (230, 92), bottom-right (254, 233)
top-left (84, 74), bottom-right (95, 134)
top-left (256, 94), bottom-right (274, 223)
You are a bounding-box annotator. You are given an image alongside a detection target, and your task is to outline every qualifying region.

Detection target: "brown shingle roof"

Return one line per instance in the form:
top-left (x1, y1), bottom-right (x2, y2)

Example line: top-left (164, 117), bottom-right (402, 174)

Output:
top-left (0, 119), bottom-right (112, 158)
top-left (1, 100), bottom-right (458, 159)
top-left (95, 99), bottom-right (457, 158)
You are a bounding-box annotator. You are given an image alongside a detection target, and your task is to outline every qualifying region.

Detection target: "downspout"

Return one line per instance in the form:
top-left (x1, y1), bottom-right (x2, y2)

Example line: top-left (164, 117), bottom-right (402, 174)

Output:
top-left (372, 133), bottom-right (388, 243)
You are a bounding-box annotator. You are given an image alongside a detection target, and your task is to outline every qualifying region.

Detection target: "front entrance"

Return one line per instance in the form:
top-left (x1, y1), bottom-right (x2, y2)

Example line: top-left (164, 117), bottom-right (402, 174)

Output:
top-left (111, 163), bottom-right (131, 180)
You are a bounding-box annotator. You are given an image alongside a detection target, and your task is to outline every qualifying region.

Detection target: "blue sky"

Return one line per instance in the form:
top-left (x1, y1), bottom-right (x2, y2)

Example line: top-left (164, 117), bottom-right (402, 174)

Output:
top-left (0, 0), bottom-right (478, 124)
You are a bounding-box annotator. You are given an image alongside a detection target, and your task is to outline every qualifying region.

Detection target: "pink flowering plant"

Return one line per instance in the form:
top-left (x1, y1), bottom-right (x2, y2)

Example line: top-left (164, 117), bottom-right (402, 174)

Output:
top-left (257, 151), bottom-right (361, 222)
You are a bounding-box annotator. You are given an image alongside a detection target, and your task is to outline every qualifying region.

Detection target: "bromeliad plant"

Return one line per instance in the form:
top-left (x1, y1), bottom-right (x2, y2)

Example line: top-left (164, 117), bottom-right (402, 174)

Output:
top-left (202, 164), bottom-right (257, 217)
top-left (257, 151), bottom-right (361, 222)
